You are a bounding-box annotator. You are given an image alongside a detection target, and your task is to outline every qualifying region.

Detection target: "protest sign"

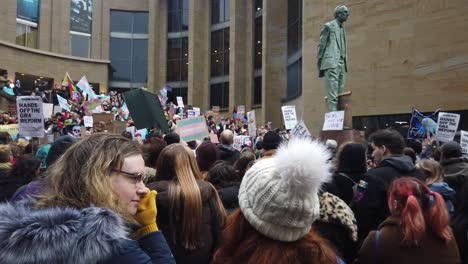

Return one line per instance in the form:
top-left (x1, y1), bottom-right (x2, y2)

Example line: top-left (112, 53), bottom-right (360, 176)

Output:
top-left (177, 96), bottom-right (184, 108)
top-left (43, 103), bottom-right (54, 119)
top-left (187, 110), bottom-right (196, 118)
top-left (247, 110), bottom-right (256, 137)
top-left (436, 112), bottom-right (460, 142)
top-left (210, 131), bottom-right (219, 144)
top-left (83, 116), bottom-right (93, 127)
top-left (193, 107), bottom-right (201, 116)
top-left (408, 108), bottom-right (439, 140)
top-left (72, 91), bottom-right (81, 101)
top-left (291, 120), bottom-right (312, 138)
top-left (460, 130), bottom-right (468, 158)
top-left (16, 96), bottom-right (44, 137)
top-left (126, 126), bottom-right (136, 137)
top-left (0, 124), bottom-right (19, 137)
top-left (238, 105), bottom-right (245, 117)
top-left (177, 116), bottom-right (209, 142)
top-left (323, 111), bottom-right (345, 131)
top-left (84, 99), bottom-right (103, 114)
top-left (233, 135), bottom-right (250, 151)
top-left (57, 95), bottom-right (70, 112)
top-left (123, 89), bottom-right (169, 131)
top-left (281, 105), bottom-right (297, 130)
top-left (53, 106), bottom-right (62, 115)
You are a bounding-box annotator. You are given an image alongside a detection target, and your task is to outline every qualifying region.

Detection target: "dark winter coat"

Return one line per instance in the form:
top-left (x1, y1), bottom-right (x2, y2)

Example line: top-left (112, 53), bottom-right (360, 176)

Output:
top-left (217, 144), bottom-right (241, 165)
top-left (0, 169), bottom-right (18, 201)
top-left (353, 155), bottom-right (426, 242)
top-left (214, 181), bottom-right (240, 215)
top-left (451, 212), bottom-right (468, 264)
top-left (0, 201), bottom-right (175, 264)
top-left (441, 157), bottom-right (468, 211)
top-left (322, 172), bottom-right (363, 205)
top-left (148, 180), bottom-right (224, 264)
top-left (355, 216), bottom-right (461, 264)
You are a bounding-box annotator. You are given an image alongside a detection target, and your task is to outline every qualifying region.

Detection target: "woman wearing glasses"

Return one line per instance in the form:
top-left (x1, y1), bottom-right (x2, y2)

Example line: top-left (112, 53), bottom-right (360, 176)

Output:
top-left (0, 133), bottom-right (175, 264)
top-left (147, 143), bottom-right (227, 264)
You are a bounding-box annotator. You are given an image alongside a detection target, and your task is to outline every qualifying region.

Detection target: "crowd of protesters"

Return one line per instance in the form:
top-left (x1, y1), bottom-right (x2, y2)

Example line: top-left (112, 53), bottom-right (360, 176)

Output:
top-left (0, 95), bottom-right (466, 263)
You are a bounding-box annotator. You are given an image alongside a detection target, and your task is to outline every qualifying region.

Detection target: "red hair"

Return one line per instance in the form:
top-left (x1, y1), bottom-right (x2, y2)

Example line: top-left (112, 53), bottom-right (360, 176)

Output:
top-left (388, 177), bottom-right (452, 246)
top-left (212, 209), bottom-right (338, 264)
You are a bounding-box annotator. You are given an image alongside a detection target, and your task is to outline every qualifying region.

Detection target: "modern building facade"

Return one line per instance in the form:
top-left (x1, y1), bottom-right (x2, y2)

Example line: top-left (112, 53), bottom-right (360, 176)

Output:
top-left (1, 0), bottom-right (467, 135)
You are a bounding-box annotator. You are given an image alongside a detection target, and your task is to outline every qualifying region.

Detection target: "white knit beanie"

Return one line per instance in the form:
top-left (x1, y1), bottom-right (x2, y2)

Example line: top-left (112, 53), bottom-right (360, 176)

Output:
top-left (238, 137), bottom-right (332, 242)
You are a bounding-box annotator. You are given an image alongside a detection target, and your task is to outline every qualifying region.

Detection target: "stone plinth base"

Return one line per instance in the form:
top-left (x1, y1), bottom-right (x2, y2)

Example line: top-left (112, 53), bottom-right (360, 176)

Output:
top-left (318, 129), bottom-right (361, 146)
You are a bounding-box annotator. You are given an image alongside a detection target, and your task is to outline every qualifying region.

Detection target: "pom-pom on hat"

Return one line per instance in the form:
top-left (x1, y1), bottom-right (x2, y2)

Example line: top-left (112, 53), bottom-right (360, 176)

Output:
top-left (238, 137), bottom-right (332, 242)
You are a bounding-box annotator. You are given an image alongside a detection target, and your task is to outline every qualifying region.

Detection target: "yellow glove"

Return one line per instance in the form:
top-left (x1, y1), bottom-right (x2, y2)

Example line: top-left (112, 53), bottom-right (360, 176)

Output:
top-left (134, 190), bottom-right (158, 236)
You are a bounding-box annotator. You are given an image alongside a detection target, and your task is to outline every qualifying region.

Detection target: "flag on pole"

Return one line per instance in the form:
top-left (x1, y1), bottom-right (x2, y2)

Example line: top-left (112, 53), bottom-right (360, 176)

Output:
top-left (76, 75), bottom-right (98, 99)
top-left (62, 72), bottom-right (78, 96)
top-left (57, 95), bottom-right (70, 112)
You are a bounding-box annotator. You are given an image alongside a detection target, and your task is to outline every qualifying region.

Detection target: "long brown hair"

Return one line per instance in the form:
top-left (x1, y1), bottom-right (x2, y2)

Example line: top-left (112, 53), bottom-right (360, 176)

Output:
top-left (36, 133), bottom-right (142, 219)
top-left (212, 209), bottom-right (338, 264)
top-left (156, 143), bottom-right (226, 250)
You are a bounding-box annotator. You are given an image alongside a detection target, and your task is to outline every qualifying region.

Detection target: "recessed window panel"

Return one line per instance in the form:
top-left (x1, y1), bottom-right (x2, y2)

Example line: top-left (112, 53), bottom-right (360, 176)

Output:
top-left (70, 33), bottom-right (90, 58)
top-left (110, 11), bottom-right (132, 32)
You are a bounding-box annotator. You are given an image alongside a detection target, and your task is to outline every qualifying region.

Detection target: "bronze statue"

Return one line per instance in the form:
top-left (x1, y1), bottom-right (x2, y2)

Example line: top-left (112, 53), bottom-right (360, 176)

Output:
top-left (317, 5), bottom-right (349, 112)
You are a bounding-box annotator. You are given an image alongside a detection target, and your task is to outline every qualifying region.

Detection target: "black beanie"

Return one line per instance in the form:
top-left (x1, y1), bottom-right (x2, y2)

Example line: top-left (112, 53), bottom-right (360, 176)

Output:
top-left (164, 133), bottom-right (180, 145)
top-left (262, 131), bottom-right (282, 151)
top-left (46, 135), bottom-right (78, 167)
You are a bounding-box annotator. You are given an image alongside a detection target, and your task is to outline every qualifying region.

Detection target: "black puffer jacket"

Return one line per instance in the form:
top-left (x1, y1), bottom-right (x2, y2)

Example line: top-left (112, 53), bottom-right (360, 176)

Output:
top-left (353, 155), bottom-right (426, 242)
top-left (217, 144), bottom-right (240, 165)
top-left (441, 157), bottom-right (468, 211)
top-left (147, 180), bottom-right (224, 264)
top-left (214, 181), bottom-right (240, 215)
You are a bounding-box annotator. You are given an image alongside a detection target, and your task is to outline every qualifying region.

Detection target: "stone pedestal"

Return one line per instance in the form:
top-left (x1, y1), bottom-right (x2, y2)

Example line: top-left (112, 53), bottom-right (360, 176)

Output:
top-left (338, 91), bottom-right (352, 129)
top-left (318, 129), bottom-right (361, 145)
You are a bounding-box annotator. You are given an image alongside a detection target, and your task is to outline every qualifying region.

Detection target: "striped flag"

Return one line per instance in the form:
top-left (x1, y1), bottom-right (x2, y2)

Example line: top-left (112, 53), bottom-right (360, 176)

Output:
top-left (76, 75), bottom-right (97, 99)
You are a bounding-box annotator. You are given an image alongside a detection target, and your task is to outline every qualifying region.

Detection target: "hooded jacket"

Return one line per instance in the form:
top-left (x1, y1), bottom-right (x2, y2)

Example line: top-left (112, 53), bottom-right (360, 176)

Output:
top-left (0, 202), bottom-right (175, 264)
top-left (217, 144), bottom-right (240, 165)
top-left (441, 157), bottom-right (468, 211)
top-left (353, 155), bottom-right (426, 242)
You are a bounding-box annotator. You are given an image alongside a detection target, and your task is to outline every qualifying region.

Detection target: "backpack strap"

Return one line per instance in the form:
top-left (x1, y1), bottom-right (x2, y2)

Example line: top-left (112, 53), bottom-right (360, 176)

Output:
top-left (375, 230), bottom-right (381, 264)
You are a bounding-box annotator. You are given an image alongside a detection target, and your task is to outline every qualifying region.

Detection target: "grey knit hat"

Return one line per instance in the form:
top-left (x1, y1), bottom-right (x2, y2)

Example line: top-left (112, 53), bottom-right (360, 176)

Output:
top-left (238, 137), bottom-right (332, 242)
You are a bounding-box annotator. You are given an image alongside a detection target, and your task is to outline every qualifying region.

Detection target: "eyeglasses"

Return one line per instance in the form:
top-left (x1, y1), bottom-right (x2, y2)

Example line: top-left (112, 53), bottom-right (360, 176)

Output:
top-left (111, 169), bottom-right (146, 183)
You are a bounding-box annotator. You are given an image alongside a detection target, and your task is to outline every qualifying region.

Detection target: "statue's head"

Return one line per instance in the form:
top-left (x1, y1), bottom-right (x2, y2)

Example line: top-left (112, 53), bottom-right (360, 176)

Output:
top-left (334, 5), bottom-right (349, 22)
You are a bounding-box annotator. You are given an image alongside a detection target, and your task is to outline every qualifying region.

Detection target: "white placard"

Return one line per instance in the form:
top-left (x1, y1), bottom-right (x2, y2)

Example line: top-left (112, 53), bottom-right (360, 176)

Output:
top-left (323, 111), bottom-right (345, 131)
top-left (291, 120), bottom-right (312, 138)
top-left (16, 96), bottom-right (45, 137)
top-left (53, 105), bottom-right (62, 115)
top-left (83, 116), bottom-right (94, 127)
top-left (233, 135), bottom-right (250, 151)
top-left (436, 112), bottom-right (460, 142)
top-left (238, 105), bottom-right (245, 117)
top-left (42, 103), bottom-right (54, 119)
top-left (193, 107), bottom-right (201, 116)
top-left (187, 110), bottom-right (196, 118)
top-left (460, 130), bottom-right (468, 158)
top-left (126, 126), bottom-right (136, 137)
top-left (281, 105), bottom-right (297, 130)
top-left (177, 96), bottom-right (184, 108)
top-left (247, 110), bottom-right (256, 137)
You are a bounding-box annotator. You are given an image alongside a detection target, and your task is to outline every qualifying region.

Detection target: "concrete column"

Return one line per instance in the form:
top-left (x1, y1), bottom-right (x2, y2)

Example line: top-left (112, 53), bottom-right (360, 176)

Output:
top-left (244, 1), bottom-right (254, 111)
top-left (50, 0), bottom-right (70, 55)
top-left (262, 0), bottom-right (287, 127)
top-left (38, 0), bottom-right (52, 51)
top-left (188, 0), bottom-right (210, 110)
top-left (101, 0), bottom-right (110, 60)
top-left (228, 0), bottom-right (248, 109)
top-left (91, 0), bottom-right (103, 59)
top-left (0, 0), bottom-right (17, 44)
top-left (148, 0), bottom-right (167, 92)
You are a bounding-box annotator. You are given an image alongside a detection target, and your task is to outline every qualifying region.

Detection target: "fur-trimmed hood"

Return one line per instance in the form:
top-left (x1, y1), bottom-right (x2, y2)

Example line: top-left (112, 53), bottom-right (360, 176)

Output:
top-left (0, 201), bottom-right (130, 264)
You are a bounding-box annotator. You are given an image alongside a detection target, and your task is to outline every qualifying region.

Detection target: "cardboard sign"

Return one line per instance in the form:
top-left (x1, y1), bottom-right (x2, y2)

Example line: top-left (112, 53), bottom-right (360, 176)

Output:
top-left (42, 103), bottom-right (54, 119)
top-left (281, 105), bottom-right (298, 130)
top-left (16, 96), bottom-right (44, 137)
top-left (460, 130), bottom-right (468, 158)
top-left (436, 112), bottom-right (460, 142)
top-left (83, 116), bottom-right (93, 127)
top-left (177, 116), bottom-right (209, 142)
top-left (210, 131), bottom-right (219, 144)
top-left (291, 120), bottom-right (312, 138)
top-left (237, 105), bottom-right (245, 117)
top-left (323, 111), bottom-right (345, 131)
top-left (193, 107), bottom-right (201, 117)
top-left (92, 113), bottom-right (113, 126)
top-left (177, 96), bottom-right (184, 108)
top-left (0, 124), bottom-right (19, 137)
top-left (247, 110), bottom-right (256, 137)
top-left (187, 110), bottom-right (196, 118)
top-left (233, 135), bottom-right (251, 151)
top-left (84, 99), bottom-right (104, 114)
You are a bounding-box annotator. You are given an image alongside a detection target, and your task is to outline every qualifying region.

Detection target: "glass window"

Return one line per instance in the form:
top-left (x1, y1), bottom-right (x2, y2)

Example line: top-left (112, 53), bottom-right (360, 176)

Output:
top-left (210, 28), bottom-right (229, 77)
top-left (70, 33), bottom-right (90, 58)
top-left (286, 0), bottom-right (302, 100)
top-left (15, 23), bottom-right (37, 48)
top-left (255, 0), bottom-right (263, 12)
top-left (133, 12), bottom-right (149, 34)
top-left (110, 11), bottom-right (132, 33)
top-left (254, 16), bottom-right (262, 69)
top-left (211, 0), bottom-right (230, 25)
top-left (167, 87), bottom-right (188, 105)
top-left (168, 0), bottom-right (189, 32)
top-left (210, 82), bottom-right (229, 108)
top-left (253, 76), bottom-right (262, 105)
top-left (167, 37), bottom-right (188, 82)
top-left (287, 58), bottom-right (302, 99)
top-left (109, 11), bottom-right (149, 85)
